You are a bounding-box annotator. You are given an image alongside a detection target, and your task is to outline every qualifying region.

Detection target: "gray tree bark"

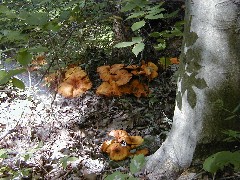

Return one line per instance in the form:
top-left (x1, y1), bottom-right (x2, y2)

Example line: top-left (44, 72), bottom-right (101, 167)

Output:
top-left (145, 0), bottom-right (240, 179)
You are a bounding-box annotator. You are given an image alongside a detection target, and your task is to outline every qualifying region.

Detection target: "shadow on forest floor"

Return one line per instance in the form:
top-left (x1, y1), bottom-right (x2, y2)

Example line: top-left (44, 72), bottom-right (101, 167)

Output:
top-left (0, 65), bottom-right (177, 179)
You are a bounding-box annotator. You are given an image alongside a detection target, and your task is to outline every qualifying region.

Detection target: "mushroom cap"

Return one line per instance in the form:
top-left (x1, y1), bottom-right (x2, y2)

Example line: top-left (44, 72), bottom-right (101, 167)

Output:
top-left (109, 130), bottom-right (129, 142)
top-left (97, 65), bottom-right (111, 82)
top-left (107, 143), bottom-right (130, 161)
top-left (124, 136), bottom-right (144, 146)
top-left (101, 140), bottom-right (115, 153)
top-left (58, 67), bottom-right (92, 97)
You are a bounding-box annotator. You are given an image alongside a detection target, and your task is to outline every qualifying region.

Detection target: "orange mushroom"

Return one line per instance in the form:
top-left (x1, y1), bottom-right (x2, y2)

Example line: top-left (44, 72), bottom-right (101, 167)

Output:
top-left (107, 143), bottom-right (130, 161)
top-left (124, 136), bottom-right (144, 148)
top-left (109, 130), bottom-right (129, 142)
top-left (130, 79), bottom-right (149, 98)
top-left (97, 65), bottom-right (112, 82)
top-left (101, 140), bottom-right (115, 153)
top-left (58, 67), bottom-right (92, 98)
top-left (140, 61), bottom-right (158, 81)
top-left (101, 130), bottom-right (148, 161)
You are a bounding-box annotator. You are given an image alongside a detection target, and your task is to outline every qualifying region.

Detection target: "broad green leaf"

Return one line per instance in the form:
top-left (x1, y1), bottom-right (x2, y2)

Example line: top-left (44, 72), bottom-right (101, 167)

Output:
top-left (105, 171), bottom-right (128, 180)
top-left (59, 10), bottom-right (71, 21)
top-left (149, 32), bottom-right (161, 37)
top-left (17, 50), bottom-right (33, 66)
top-left (130, 154), bottom-right (145, 174)
top-left (194, 78), bottom-right (207, 89)
top-left (203, 151), bottom-right (240, 174)
top-left (0, 149), bottom-right (8, 159)
top-left (132, 36), bottom-right (142, 43)
top-left (145, 13), bottom-right (164, 19)
top-left (154, 42), bottom-right (166, 50)
top-left (2, 30), bottom-right (28, 42)
top-left (176, 91), bottom-right (182, 110)
top-left (132, 42), bottom-right (145, 57)
top-left (0, 70), bottom-right (10, 85)
top-left (187, 88), bottom-right (197, 109)
top-left (131, 20), bottom-right (146, 31)
top-left (67, 157), bottom-right (78, 162)
top-left (44, 21), bottom-right (61, 32)
top-left (126, 11), bottom-right (146, 20)
top-left (60, 156), bottom-right (78, 169)
top-left (114, 42), bottom-right (135, 48)
top-left (121, 2), bottom-right (136, 12)
top-left (164, 9), bottom-right (180, 18)
top-left (25, 12), bottom-right (49, 26)
top-left (0, 5), bottom-right (9, 13)
top-left (8, 68), bottom-right (26, 77)
top-left (12, 77), bottom-right (25, 90)
top-left (149, 7), bottom-right (165, 14)
top-left (146, 3), bottom-right (164, 11)
top-left (28, 46), bottom-right (48, 53)
top-left (186, 32), bottom-right (198, 47)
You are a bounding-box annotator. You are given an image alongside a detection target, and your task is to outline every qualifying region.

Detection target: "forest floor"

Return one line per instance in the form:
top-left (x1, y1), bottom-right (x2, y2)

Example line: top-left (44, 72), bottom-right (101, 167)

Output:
top-left (1, 64), bottom-right (239, 180)
top-left (0, 66), bottom-right (178, 179)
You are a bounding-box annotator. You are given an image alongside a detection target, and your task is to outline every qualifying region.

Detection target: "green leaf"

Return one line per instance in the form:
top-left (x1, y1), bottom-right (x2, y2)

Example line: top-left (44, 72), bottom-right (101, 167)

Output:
top-left (131, 20), bottom-right (146, 31)
top-left (145, 13), bottom-right (164, 19)
top-left (0, 149), bottom-right (8, 159)
top-left (154, 42), bottom-right (166, 50)
top-left (194, 78), bottom-right (207, 89)
top-left (232, 102), bottom-right (240, 113)
top-left (25, 12), bottom-right (49, 26)
top-left (126, 11), bottom-right (146, 20)
top-left (176, 91), bottom-right (182, 110)
top-left (67, 157), bottom-right (78, 162)
top-left (44, 21), bottom-right (61, 32)
top-left (105, 171), bottom-right (129, 180)
top-left (8, 68), bottom-right (26, 77)
top-left (114, 42), bottom-right (135, 48)
top-left (132, 36), bottom-right (142, 43)
top-left (224, 115), bottom-right (237, 121)
top-left (16, 50), bottom-right (33, 66)
top-left (146, 3), bottom-right (164, 11)
top-left (164, 10), bottom-right (180, 18)
top-left (0, 5), bottom-right (9, 14)
top-left (60, 156), bottom-right (78, 169)
top-left (147, 7), bottom-right (165, 15)
top-left (28, 46), bottom-right (48, 52)
top-left (130, 154), bottom-right (145, 174)
top-left (0, 70), bottom-right (10, 85)
top-left (203, 151), bottom-right (240, 174)
top-left (149, 32), bottom-right (161, 37)
top-left (187, 87), bottom-right (197, 109)
top-left (12, 77), bottom-right (25, 90)
top-left (132, 42), bottom-right (145, 57)
top-left (121, 2), bottom-right (137, 12)
top-left (186, 32), bottom-right (198, 47)
top-left (2, 30), bottom-right (28, 42)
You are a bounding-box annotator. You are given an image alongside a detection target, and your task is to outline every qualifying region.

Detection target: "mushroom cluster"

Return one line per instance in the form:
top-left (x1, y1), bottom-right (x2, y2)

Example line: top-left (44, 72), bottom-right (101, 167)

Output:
top-left (101, 130), bottom-right (149, 161)
top-left (96, 61), bottom-right (158, 97)
top-left (57, 67), bottom-right (92, 98)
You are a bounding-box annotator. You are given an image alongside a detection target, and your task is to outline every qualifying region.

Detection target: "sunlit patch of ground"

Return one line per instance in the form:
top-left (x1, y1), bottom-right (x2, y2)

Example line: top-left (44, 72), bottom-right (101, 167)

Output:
top-left (0, 67), bottom-right (177, 179)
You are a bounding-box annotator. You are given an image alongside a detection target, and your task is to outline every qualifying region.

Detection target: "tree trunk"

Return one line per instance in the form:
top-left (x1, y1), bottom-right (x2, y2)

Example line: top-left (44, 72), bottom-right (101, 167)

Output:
top-left (145, 0), bottom-right (240, 179)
